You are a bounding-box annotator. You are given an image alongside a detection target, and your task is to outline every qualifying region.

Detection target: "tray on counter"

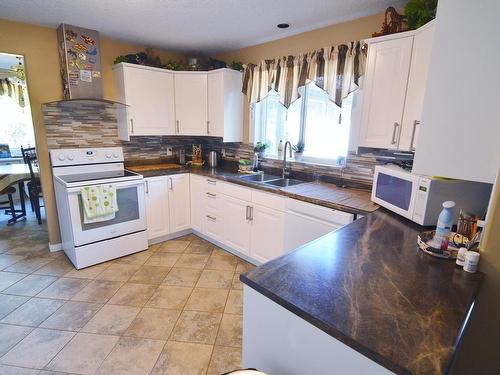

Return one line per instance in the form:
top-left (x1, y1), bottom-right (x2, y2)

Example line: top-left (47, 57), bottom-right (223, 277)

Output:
top-left (417, 231), bottom-right (469, 259)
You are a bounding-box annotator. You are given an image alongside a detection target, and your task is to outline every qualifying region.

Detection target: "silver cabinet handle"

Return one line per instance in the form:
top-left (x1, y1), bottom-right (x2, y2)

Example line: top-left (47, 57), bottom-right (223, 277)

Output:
top-left (169, 177), bottom-right (173, 190)
top-left (176, 120), bottom-right (180, 134)
top-left (206, 192), bottom-right (216, 198)
top-left (410, 120), bottom-right (420, 151)
top-left (249, 206), bottom-right (254, 221)
top-left (145, 180), bottom-right (149, 194)
top-left (207, 120), bottom-right (210, 135)
top-left (245, 205), bottom-right (250, 220)
top-left (206, 215), bottom-right (216, 221)
top-left (130, 118), bottom-right (134, 134)
top-left (206, 179), bottom-right (216, 185)
top-left (391, 122), bottom-right (400, 145)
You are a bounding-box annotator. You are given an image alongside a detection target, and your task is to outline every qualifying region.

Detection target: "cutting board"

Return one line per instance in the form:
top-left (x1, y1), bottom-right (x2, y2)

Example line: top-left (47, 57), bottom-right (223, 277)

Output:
top-left (127, 163), bottom-right (183, 172)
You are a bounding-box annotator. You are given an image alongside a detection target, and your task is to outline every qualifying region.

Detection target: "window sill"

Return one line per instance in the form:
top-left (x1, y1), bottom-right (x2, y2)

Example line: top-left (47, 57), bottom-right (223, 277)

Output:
top-left (261, 154), bottom-right (346, 168)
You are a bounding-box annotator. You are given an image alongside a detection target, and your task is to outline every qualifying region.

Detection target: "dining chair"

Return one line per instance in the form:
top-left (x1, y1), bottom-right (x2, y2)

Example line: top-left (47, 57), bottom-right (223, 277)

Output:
top-left (21, 146), bottom-right (44, 224)
top-left (0, 185), bottom-right (22, 224)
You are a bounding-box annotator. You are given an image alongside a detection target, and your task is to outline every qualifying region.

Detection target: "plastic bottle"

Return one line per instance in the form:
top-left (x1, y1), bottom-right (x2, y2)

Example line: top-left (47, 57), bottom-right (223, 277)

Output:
top-left (277, 140), bottom-right (283, 158)
top-left (432, 201), bottom-right (455, 251)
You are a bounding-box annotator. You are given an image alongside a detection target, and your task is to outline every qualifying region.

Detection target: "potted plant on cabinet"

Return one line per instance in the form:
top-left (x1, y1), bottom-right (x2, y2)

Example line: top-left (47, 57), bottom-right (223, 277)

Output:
top-left (254, 142), bottom-right (268, 158)
top-left (292, 141), bottom-right (305, 161)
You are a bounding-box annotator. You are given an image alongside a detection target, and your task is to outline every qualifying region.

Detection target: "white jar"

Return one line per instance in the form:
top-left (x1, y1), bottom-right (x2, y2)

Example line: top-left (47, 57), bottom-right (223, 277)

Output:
top-left (463, 251), bottom-right (480, 273)
top-left (456, 247), bottom-right (467, 267)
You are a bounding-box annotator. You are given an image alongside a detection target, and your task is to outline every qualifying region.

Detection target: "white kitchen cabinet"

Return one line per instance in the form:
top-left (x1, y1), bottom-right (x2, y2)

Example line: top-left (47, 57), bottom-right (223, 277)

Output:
top-left (223, 195), bottom-right (251, 255)
top-left (113, 63), bottom-right (175, 140)
top-left (174, 72), bottom-right (208, 135)
top-left (167, 174), bottom-right (191, 232)
top-left (249, 204), bottom-right (285, 263)
top-left (190, 175), bottom-right (204, 232)
top-left (144, 176), bottom-right (170, 240)
top-left (208, 69), bottom-right (244, 142)
top-left (204, 209), bottom-right (224, 242)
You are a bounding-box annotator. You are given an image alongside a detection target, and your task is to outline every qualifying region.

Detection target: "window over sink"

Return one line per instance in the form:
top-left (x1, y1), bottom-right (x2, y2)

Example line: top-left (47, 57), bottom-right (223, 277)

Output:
top-left (253, 82), bottom-right (353, 165)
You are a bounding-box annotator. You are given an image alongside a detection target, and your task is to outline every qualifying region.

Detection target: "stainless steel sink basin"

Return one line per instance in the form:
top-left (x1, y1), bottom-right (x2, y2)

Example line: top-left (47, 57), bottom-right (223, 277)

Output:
top-left (263, 178), bottom-right (306, 187)
top-left (239, 173), bottom-right (281, 182)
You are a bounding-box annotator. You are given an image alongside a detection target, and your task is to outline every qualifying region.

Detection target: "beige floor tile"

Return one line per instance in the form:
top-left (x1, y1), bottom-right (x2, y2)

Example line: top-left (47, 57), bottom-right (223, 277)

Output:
top-left (129, 265), bottom-right (170, 284)
top-left (113, 250), bottom-right (152, 265)
top-left (3, 256), bottom-right (52, 273)
top-left (171, 311), bottom-right (222, 344)
top-left (0, 364), bottom-right (40, 374)
top-left (146, 286), bottom-right (192, 309)
top-left (207, 345), bottom-right (242, 375)
top-left (212, 247), bottom-right (237, 258)
top-left (151, 341), bottom-right (213, 375)
top-left (45, 332), bottom-right (119, 374)
top-left (0, 324), bottom-right (33, 356)
top-left (236, 260), bottom-right (256, 273)
top-left (81, 304), bottom-right (140, 335)
top-left (156, 240), bottom-right (190, 253)
top-left (184, 288), bottom-right (229, 313)
top-left (196, 269), bottom-right (234, 289)
top-left (95, 264), bottom-right (141, 282)
top-left (216, 314), bottom-right (243, 347)
top-left (0, 328), bottom-right (75, 369)
top-left (145, 253), bottom-right (182, 267)
top-left (64, 262), bottom-right (110, 279)
top-left (108, 283), bottom-right (157, 307)
top-left (3, 274), bottom-right (57, 297)
top-left (96, 336), bottom-right (164, 375)
top-left (1, 297), bottom-right (65, 326)
top-left (0, 255), bottom-right (24, 270)
top-left (0, 272), bottom-right (27, 292)
top-left (37, 277), bottom-right (90, 300)
top-left (0, 294), bottom-right (29, 319)
top-left (125, 307), bottom-right (180, 340)
top-left (205, 254), bottom-right (238, 271)
top-left (40, 301), bottom-right (102, 331)
top-left (225, 290), bottom-right (243, 314)
top-left (184, 242), bottom-right (214, 255)
top-left (32, 257), bottom-right (74, 277)
top-left (231, 274), bottom-right (243, 290)
top-left (174, 254), bottom-right (210, 269)
top-left (162, 267), bottom-right (202, 287)
top-left (71, 279), bottom-right (124, 303)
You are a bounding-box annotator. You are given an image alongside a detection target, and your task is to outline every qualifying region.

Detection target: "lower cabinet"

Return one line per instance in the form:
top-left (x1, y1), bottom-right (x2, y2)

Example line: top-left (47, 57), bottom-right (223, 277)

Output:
top-left (249, 204), bottom-right (285, 263)
top-left (168, 174), bottom-right (191, 232)
top-left (145, 176), bottom-right (170, 240)
top-left (223, 196), bottom-right (251, 255)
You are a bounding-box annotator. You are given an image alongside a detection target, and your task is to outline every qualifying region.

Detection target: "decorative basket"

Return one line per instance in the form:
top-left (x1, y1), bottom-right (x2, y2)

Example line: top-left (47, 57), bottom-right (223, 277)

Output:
top-left (417, 231), bottom-right (469, 259)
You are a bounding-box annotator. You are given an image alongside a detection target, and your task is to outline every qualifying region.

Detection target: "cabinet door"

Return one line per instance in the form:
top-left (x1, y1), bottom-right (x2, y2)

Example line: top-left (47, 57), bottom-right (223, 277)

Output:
top-left (284, 212), bottom-right (338, 252)
top-left (223, 196), bottom-right (251, 255)
top-left (174, 73), bottom-right (208, 135)
top-left (117, 65), bottom-right (175, 137)
top-left (168, 174), bottom-right (191, 233)
top-left (145, 177), bottom-right (170, 240)
top-left (358, 37), bottom-right (413, 149)
top-left (399, 23), bottom-right (435, 151)
top-left (249, 205), bottom-right (285, 264)
top-left (190, 175), bottom-right (204, 233)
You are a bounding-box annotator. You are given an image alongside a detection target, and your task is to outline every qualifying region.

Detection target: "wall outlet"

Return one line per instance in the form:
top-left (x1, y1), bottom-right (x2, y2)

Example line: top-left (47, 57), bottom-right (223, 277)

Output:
top-left (221, 148), bottom-right (226, 157)
top-left (167, 147), bottom-right (173, 156)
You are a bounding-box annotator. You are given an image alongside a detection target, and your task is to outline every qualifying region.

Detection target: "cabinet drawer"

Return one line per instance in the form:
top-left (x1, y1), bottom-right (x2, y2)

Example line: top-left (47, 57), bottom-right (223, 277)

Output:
top-left (252, 190), bottom-right (286, 211)
top-left (223, 182), bottom-right (252, 201)
top-left (204, 190), bottom-right (223, 213)
top-left (204, 208), bottom-right (223, 241)
top-left (286, 199), bottom-right (354, 225)
top-left (203, 176), bottom-right (223, 193)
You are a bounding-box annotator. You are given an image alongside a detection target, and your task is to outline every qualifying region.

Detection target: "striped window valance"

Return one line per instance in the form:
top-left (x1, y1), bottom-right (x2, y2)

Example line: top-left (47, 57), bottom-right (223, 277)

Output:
top-left (242, 41), bottom-right (367, 108)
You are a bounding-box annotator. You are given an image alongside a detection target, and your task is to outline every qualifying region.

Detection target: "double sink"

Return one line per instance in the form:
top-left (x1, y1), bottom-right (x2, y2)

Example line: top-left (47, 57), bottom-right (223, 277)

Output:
top-left (238, 173), bottom-right (306, 188)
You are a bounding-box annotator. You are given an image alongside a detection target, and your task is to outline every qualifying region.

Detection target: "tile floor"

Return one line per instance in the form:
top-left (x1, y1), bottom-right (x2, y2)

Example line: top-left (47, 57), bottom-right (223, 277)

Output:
top-left (0, 209), bottom-right (254, 374)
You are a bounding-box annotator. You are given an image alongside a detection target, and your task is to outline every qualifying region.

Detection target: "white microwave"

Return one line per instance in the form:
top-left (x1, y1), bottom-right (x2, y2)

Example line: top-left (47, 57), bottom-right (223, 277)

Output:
top-left (371, 165), bottom-right (492, 226)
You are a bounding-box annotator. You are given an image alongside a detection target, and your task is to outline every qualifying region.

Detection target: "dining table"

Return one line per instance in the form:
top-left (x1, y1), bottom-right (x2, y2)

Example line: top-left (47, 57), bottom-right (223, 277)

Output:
top-left (0, 163), bottom-right (39, 223)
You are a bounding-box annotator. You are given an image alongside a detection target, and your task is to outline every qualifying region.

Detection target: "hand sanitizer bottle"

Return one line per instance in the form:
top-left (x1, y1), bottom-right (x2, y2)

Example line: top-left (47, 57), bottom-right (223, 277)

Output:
top-left (277, 140), bottom-right (283, 158)
top-left (432, 201), bottom-right (455, 250)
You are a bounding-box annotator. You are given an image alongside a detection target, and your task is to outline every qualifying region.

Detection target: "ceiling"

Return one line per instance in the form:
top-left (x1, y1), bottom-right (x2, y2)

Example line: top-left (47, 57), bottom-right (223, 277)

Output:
top-left (0, 0), bottom-right (401, 54)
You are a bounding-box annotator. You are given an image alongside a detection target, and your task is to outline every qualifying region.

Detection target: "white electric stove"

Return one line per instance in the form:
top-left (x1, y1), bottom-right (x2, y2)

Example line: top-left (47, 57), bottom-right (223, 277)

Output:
top-left (50, 147), bottom-right (148, 269)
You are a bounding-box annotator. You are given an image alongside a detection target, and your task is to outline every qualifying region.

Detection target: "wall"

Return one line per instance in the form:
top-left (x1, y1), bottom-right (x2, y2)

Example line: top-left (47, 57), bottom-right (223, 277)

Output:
top-left (412, 0), bottom-right (500, 184)
top-left (0, 18), bottom-right (182, 246)
top-left (216, 13), bottom-right (384, 141)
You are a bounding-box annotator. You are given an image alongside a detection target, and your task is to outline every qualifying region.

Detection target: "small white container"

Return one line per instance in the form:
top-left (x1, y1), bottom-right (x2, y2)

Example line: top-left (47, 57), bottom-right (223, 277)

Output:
top-left (456, 247), bottom-right (467, 267)
top-left (463, 251), bottom-right (480, 273)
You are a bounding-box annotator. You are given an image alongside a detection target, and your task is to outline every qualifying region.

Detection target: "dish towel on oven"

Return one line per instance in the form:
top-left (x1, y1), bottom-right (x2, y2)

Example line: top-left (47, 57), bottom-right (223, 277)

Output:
top-left (80, 184), bottom-right (119, 224)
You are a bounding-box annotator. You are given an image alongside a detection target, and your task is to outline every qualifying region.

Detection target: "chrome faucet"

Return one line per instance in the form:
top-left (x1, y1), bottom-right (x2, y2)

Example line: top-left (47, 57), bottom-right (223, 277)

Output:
top-left (282, 141), bottom-right (293, 178)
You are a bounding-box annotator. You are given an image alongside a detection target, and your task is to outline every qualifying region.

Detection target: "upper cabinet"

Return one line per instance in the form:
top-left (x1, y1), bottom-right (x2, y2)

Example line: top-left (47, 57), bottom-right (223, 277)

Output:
top-left (174, 72), bottom-right (208, 136)
top-left (113, 63), bottom-right (175, 140)
top-left (357, 21), bottom-right (435, 151)
top-left (208, 69), bottom-right (244, 142)
top-left (113, 64), bottom-right (243, 142)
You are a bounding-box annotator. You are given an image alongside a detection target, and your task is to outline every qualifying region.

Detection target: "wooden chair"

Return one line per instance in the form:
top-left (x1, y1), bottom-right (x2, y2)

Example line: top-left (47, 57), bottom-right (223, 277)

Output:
top-left (21, 146), bottom-right (44, 224)
top-left (0, 185), bottom-right (22, 225)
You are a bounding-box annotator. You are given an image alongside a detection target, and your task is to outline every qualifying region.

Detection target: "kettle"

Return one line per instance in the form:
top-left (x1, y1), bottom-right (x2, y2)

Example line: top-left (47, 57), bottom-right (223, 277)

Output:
top-left (208, 151), bottom-right (219, 168)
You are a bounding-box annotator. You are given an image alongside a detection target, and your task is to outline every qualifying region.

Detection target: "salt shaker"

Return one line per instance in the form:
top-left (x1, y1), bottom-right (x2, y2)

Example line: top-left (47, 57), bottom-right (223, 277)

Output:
top-left (456, 247), bottom-right (467, 267)
top-left (463, 251), bottom-right (480, 273)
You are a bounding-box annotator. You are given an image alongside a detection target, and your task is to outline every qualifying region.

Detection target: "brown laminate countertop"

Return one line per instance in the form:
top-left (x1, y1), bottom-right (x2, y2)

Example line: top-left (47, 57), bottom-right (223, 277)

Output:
top-left (241, 209), bottom-right (484, 375)
top-left (130, 165), bottom-right (378, 215)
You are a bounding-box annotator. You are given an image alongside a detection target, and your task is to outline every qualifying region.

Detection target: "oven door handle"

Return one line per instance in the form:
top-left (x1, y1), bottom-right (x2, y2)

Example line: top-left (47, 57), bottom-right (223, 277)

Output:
top-left (66, 180), bottom-right (145, 194)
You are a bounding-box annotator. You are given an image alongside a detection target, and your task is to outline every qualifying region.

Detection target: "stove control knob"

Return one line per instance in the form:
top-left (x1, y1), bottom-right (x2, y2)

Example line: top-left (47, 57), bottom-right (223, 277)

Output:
top-left (105, 153), bottom-right (112, 159)
top-left (58, 154), bottom-right (65, 161)
top-left (67, 154), bottom-right (74, 161)
top-left (113, 153), bottom-right (119, 158)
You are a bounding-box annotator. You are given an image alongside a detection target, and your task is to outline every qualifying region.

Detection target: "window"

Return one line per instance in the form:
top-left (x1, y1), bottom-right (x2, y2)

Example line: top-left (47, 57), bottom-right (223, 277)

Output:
top-left (253, 82), bottom-right (353, 165)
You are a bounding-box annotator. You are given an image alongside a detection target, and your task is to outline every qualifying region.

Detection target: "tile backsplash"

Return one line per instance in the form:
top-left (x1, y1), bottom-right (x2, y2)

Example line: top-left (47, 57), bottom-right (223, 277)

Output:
top-left (43, 102), bottom-right (378, 186)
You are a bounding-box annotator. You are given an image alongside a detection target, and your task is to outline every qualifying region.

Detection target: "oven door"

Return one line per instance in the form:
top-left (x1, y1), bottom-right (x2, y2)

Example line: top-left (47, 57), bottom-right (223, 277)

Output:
top-left (67, 179), bottom-right (146, 246)
top-left (371, 166), bottom-right (419, 220)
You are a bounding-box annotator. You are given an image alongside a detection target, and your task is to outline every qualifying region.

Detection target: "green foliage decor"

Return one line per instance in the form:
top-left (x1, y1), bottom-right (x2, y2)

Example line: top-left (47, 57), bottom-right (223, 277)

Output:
top-left (405, 0), bottom-right (438, 29)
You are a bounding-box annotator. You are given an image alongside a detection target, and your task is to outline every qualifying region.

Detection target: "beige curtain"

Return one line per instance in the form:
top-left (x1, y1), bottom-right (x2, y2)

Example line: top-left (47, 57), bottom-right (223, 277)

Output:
top-left (242, 41), bottom-right (366, 108)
